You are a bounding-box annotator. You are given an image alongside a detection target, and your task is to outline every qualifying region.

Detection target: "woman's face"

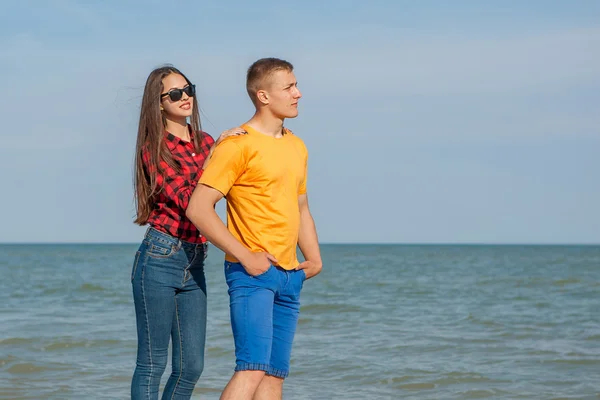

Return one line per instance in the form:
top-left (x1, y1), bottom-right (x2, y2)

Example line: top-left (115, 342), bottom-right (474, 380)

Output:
top-left (160, 73), bottom-right (194, 120)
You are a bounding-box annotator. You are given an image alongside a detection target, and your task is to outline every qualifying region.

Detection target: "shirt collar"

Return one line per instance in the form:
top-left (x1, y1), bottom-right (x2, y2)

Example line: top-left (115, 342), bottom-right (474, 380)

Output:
top-left (164, 125), bottom-right (193, 149)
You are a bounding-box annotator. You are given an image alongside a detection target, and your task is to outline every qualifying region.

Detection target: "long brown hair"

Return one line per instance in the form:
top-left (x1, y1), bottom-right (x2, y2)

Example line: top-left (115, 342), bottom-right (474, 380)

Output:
top-left (134, 65), bottom-right (203, 225)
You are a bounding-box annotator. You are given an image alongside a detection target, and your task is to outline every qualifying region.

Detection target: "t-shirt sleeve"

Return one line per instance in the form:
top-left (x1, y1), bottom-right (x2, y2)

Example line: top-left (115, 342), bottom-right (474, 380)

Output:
top-left (298, 143), bottom-right (308, 195)
top-left (199, 139), bottom-right (245, 196)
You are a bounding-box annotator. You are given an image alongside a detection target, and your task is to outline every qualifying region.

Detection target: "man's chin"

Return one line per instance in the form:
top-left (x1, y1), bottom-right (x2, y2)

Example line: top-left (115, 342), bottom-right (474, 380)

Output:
top-left (272, 110), bottom-right (299, 120)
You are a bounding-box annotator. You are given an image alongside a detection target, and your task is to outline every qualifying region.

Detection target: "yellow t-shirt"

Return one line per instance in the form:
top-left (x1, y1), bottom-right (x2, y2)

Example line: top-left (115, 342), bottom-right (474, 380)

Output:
top-left (199, 124), bottom-right (308, 270)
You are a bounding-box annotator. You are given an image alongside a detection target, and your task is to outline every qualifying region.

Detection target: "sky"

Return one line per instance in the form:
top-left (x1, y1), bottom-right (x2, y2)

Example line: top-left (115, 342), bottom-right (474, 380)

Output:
top-left (1, 0), bottom-right (599, 244)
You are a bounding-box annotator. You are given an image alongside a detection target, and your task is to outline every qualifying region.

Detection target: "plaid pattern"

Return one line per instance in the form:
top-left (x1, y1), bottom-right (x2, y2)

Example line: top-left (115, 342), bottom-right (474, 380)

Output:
top-left (144, 129), bottom-right (215, 243)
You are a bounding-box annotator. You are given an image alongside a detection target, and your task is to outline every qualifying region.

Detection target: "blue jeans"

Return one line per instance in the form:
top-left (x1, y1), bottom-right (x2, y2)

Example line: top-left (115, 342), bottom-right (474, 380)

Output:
top-left (131, 227), bottom-right (208, 400)
top-left (224, 261), bottom-right (306, 378)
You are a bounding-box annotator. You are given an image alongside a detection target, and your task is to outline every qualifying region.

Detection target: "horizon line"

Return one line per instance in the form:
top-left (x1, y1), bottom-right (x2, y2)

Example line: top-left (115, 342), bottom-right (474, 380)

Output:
top-left (0, 242), bottom-right (598, 246)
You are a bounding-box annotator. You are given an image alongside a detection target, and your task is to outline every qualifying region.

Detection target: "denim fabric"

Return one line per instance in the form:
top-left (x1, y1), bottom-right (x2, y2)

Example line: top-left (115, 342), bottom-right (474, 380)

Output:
top-left (224, 261), bottom-right (306, 378)
top-left (131, 227), bottom-right (207, 399)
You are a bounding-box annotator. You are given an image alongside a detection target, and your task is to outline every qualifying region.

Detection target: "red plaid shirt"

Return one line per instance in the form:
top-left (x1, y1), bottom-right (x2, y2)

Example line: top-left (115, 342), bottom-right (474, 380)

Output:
top-left (144, 129), bottom-right (215, 243)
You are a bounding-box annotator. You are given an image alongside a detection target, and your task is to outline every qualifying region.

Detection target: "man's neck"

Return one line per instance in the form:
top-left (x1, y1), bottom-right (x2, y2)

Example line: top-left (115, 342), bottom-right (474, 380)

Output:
top-left (245, 112), bottom-right (285, 138)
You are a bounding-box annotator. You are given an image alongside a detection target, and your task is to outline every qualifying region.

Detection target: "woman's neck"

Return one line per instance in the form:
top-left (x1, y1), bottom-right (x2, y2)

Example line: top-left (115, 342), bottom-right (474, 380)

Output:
top-left (165, 118), bottom-right (190, 141)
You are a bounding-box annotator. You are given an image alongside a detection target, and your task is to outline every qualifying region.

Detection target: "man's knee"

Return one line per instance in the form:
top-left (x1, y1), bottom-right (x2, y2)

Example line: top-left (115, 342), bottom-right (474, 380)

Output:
top-left (254, 375), bottom-right (284, 399)
top-left (262, 374), bottom-right (284, 388)
top-left (235, 369), bottom-right (267, 385)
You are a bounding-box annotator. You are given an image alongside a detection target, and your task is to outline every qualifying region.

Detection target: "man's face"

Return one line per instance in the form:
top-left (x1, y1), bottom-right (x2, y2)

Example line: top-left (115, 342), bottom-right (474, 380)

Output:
top-left (264, 70), bottom-right (302, 119)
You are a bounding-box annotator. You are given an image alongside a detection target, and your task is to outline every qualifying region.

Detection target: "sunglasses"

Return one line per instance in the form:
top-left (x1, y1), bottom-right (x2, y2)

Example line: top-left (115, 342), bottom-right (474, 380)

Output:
top-left (160, 84), bottom-right (196, 102)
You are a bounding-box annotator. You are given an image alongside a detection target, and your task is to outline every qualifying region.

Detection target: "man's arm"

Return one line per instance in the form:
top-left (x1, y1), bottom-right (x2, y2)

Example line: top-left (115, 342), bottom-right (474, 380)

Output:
top-left (186, 184), bottom-right (276, 275)
top-left (296, 194), bottom-right (322, 279)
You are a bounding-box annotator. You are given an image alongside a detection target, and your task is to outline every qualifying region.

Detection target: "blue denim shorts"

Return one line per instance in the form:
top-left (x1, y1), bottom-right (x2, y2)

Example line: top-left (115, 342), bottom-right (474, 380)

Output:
top-left (224, 261), bottom-right (306, 378)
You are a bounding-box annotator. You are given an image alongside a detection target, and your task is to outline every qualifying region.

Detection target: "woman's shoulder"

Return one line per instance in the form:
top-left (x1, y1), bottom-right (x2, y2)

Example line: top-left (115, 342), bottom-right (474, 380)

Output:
top-left (198, 131), bottom-right (215, 146)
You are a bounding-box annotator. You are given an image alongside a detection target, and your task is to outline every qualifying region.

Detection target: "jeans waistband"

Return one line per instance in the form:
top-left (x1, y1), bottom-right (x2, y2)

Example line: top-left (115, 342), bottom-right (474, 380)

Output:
top-left (145, 227), bottom-right (206, 250)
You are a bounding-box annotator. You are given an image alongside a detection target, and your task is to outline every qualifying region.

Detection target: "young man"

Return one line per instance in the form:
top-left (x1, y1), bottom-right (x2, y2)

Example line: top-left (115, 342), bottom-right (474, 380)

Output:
top-left (186, 58), bottom-right (322, 400)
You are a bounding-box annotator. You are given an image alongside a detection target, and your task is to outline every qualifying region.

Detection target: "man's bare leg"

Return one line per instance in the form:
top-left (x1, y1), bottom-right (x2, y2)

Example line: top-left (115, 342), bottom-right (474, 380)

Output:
top-left (220, 370), bottom-right (266, 400)
top-left (252, 375), bottom-right (284, 400)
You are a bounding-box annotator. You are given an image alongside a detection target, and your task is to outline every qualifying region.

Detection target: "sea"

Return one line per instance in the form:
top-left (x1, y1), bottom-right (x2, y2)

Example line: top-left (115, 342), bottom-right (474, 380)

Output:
top-left (1, 244), bottom-right (599, 399)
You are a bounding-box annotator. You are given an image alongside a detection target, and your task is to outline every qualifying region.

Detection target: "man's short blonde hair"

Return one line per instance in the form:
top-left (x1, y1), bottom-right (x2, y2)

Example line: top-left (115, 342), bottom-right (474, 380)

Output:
top-left (246, 58), bottom-right (294, 105)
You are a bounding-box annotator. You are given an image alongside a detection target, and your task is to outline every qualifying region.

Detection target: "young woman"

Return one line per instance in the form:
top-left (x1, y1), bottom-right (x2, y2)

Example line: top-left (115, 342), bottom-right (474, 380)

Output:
top-left (130, 65), bottom-right (244, 399)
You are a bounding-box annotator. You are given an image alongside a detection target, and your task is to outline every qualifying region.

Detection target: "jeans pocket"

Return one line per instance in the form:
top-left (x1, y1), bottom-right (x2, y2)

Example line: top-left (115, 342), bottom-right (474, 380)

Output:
top-left (147, 242), bottom-right (178, 259)
top-left (131, 251), bottom-right (141, 282)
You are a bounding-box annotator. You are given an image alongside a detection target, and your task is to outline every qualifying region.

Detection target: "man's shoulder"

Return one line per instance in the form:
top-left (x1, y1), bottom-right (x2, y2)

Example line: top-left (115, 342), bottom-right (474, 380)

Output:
top-left (217, 133), bottom-right (252, 150)
top-left (283, 127), bottom-right (304, 141)
top-left (286, 130), bottom-right (308, 154)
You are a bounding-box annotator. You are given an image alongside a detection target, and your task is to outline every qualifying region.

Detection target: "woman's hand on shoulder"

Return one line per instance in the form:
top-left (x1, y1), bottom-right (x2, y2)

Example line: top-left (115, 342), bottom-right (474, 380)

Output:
top-left (215, 127), bottom-right (247, 146)
top-left (203, 127), bottom-right (247, 169)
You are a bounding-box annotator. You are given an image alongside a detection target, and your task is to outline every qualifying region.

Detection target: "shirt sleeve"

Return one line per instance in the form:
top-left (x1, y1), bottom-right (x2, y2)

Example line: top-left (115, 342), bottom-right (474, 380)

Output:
top-left (143, 148), bottom-right (197, 210)
top-left (199, 139), bottom-right (246, 196)
top-left (298, 143), bottom-right (308, 195)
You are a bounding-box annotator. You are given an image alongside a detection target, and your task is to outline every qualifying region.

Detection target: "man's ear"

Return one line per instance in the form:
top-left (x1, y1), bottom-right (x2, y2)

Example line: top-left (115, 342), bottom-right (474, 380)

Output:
top-left (257, 90), bottom-right (269, 105)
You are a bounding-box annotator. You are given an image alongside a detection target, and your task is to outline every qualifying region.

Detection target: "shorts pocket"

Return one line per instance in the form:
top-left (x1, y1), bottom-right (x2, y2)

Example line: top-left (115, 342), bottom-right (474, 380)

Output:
top-left (296, 269), bottom-right (306, 292)
top-left (253, 265), bottom-right (274, 278)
